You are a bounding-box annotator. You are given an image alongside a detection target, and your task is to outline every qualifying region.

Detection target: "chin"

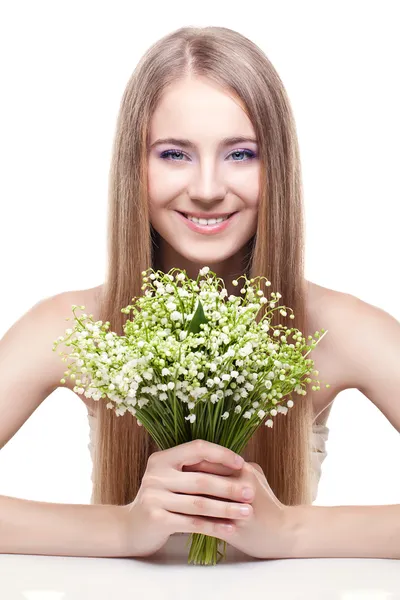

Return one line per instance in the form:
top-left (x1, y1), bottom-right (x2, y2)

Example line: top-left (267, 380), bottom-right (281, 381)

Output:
top-left (175, 248), bottom-right (239, 267)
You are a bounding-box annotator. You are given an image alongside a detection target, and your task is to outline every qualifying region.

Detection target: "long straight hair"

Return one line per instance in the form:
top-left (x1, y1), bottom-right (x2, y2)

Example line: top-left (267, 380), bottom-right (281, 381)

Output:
top-left (91, 26), bottom-right (314, 507)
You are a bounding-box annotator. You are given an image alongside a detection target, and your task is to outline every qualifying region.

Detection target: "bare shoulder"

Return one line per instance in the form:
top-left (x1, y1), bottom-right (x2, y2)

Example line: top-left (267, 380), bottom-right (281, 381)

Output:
top-left (305, 280), bottom-right (357, 423)
top-left (0, 285), bottom-right (103, 449)
top-left (309, 282), bottom-right (400, 432)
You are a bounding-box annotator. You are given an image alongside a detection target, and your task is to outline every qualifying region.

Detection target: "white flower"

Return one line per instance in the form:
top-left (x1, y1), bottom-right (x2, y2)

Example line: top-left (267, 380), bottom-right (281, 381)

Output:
top-left (243, 411), bottom-right (252, 419)
top-left (170, 311), bottom-right (182, 321)
top-left (166, 302), bottom-right (177, 311)
top-left (138, 397), bottom-right (149, 408)
top-left (161, 367), bottom-right (171, 376)
top-left (185, 413), bottom-right (196, 423)
top-left (221, 411), bottom-right (229, 420)
top-left (270, 408), bottom-right (278, 416)
top-left (234, 405), bottom-right (242, 414)
top-left (199, 266), bottom-right (210, 276)
top-left (167, 381), bottom-right (175, 390)
top-left (239, 343), bottom-right (253, 357)
top-left (257, 409), bottom-right (266, 419)
top-left (230, 370), bottom-right (239, 378)
top-left (232, 279), bottom-right (238, 286)
top-left (287, 400), bottom-right (294, 408)
top-left (176, 272), bottom-right (186, 281)
top-left (210, 394), bottom-right (218, 403)
top-left (265, 419), bottom-right (274, 428)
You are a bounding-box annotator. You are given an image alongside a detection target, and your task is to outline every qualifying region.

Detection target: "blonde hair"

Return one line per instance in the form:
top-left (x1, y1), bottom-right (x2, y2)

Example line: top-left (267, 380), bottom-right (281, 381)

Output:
top-left (92, 25), bottom-right (314, 507)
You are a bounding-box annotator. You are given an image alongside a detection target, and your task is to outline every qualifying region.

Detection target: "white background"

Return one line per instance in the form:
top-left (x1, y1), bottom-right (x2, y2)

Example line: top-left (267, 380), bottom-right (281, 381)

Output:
top-left (0, 1), bottom-right (399, 507)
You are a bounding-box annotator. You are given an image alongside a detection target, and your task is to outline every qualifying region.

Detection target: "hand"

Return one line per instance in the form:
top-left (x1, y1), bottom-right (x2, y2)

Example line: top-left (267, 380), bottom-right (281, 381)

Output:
top-left (119, 439), bottom-right (251, 557)
top-left (185, 458), bottom-right (295, 559)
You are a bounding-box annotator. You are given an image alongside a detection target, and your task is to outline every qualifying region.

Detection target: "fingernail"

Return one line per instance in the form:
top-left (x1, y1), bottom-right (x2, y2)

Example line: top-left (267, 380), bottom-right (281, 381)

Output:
top-left (239, 506), bottom-right (250, 515)
top-left (235, 455), bottom-right (244, 466)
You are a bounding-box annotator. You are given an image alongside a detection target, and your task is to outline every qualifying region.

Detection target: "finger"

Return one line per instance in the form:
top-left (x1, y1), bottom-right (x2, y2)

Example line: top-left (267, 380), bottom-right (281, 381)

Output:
top-left (183, 461), bottom-right (238, 477)
top-left (159, 439), bottom-right (244, 471)
top-left (166, 512), bottom-right (237, 538)
top-left (159, 489), bottom-right (253, 520)
top-left (166, 471), bottom-right (255, 503)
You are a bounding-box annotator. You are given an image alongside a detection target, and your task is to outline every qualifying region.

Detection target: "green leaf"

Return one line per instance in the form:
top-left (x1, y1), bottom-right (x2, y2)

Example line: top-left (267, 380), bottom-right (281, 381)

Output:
top-left (187, 299), bottom-right (208, 334)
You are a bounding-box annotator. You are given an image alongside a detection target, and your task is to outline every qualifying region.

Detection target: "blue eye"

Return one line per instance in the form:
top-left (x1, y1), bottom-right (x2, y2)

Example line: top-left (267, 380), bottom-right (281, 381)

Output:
top-left (159, 149), bottom-right (256, 162)
top-left (160, 150), bottom-right (186, 161)
top-left (228, 149), bottom-right (256, 161)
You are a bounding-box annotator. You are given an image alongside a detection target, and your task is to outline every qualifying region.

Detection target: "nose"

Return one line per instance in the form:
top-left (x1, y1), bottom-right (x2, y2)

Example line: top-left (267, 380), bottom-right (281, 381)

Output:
top-left (187, 158), bottom-right (226, 203)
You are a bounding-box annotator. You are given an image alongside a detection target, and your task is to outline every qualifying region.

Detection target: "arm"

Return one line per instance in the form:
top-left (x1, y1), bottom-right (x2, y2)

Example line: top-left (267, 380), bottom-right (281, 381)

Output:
top-left (287, 503), bottom-right (400, 559)
top-left (285, 294), bottom-right (400, 560)
top-left (0, 292), bottom-right (126, 557)
top-left (0, 495), bottom-right (127, 557)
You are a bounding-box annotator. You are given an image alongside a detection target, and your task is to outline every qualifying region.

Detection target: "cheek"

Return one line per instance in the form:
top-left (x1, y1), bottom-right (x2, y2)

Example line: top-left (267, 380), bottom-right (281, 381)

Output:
top-left (233, 168), bottom-right (259, 207)
top-left (148, 156), bottom-right (186, 201)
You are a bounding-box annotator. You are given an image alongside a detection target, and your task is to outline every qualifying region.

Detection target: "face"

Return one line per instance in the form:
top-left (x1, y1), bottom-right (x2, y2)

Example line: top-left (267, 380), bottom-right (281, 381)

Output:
top-left (147, 76), bottom-right (260, 281)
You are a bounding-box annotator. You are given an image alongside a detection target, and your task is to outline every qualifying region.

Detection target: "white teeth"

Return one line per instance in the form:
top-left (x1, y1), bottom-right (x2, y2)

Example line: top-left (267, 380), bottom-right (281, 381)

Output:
top-left (186, 214), bottom-right (230, 225)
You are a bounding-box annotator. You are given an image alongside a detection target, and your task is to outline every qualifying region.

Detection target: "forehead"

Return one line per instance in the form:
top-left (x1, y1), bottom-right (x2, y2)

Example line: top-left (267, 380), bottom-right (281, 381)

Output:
top-left (149, 77), bottom-right (255, 141)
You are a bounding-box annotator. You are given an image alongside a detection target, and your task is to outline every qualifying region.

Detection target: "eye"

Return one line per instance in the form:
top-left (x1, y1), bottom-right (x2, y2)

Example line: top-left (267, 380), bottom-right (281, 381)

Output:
top-left (227, 149), bottom-right (256, 161)
top-left (160, 149), bottom-right (188, 161)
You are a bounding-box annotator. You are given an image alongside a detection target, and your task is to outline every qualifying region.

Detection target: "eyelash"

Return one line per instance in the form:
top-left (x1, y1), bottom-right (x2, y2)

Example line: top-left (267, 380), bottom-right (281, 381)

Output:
top-left (159, 149), bottom-right (257, 162)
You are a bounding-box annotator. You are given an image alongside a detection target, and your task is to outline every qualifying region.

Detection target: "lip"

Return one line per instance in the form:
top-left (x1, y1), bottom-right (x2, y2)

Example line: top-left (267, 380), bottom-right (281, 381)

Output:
top-left (174, 211), bottom-right (238, 235)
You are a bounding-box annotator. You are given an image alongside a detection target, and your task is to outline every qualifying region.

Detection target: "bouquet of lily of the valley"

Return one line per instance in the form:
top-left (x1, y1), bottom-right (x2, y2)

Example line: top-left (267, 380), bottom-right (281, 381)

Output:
top-left (53, 267), bottom-right (328, 565)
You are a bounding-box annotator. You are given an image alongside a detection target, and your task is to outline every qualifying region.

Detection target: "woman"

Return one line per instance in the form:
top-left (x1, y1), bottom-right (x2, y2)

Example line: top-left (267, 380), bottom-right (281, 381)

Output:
top-left (1, 26), bottom-right (399, 560)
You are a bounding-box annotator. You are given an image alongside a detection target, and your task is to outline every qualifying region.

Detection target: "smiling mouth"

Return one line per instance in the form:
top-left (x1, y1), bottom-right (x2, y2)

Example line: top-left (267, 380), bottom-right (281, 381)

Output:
top-left (177, 212), bottom-right (237, 224)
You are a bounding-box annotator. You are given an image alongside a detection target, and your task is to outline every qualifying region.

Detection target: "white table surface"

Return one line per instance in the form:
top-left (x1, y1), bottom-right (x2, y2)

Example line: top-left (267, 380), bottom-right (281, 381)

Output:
top-left (1, 533), bottom-right (399, 600)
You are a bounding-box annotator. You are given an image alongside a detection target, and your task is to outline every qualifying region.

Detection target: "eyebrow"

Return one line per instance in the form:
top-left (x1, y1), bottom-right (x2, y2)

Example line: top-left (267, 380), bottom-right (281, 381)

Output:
top-left (149, 136), bottom-right (258, 149)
